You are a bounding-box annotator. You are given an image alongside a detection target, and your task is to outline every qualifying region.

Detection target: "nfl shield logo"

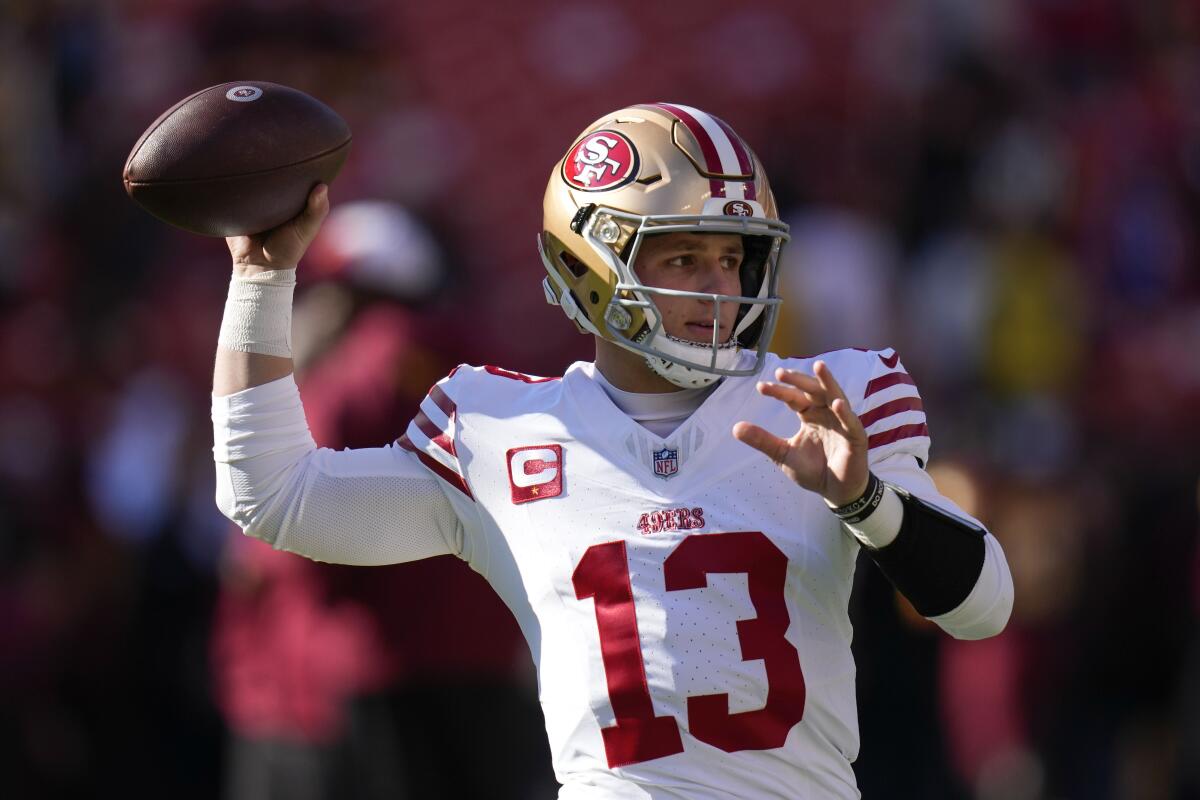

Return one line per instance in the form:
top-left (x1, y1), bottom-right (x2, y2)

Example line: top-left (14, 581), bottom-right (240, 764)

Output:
top-left (652, 447), bottom-right (679, 479)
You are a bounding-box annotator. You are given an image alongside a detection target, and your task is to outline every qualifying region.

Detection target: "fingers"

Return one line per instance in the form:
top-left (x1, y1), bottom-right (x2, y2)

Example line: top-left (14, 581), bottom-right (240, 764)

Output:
top-left (759, 366), bottom-right (828, 416)
top-left (774, 367), bottom-right (823, 397)
top-left (293, 183), bottom-right (330, 243)
top-left (309, 183), bottom-right (330, 217)
top-left (830, 397), bottom-right (866, 441)
top-left (226, 184), bottom-right (328, 265)
top-left (225, 234), bottom-right (247, 257)
top-left (773, 361), bottom-right (847, 400)
top-left (811, 362), bottom-right (863, 440)
top-left (756, 379), bottom-right (816, 414)
top-left (758, 361), bottom-right (866, 443)
top-left (768, 361), bottom-right (851, 407)
top-left (732, 421), bottom-right (790, 465)
top-left (812, 360), bottom-right (850, 404)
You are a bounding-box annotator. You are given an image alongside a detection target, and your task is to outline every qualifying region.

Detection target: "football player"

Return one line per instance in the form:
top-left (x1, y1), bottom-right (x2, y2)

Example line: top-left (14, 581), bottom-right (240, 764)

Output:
top-left (213, 103), bottom-right (1013, 799)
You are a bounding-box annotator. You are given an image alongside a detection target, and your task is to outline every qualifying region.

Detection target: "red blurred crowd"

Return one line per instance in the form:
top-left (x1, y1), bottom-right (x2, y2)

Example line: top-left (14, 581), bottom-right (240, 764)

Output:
top-left (1, 1), bottom-right (1198, 798)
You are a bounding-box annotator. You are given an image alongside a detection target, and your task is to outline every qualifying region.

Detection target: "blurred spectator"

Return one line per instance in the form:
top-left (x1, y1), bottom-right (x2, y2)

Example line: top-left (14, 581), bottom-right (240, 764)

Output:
top-left (776, 207), bottom-right (899, 357)
top-left (2, 0), bottom-right (1198, 797)
top-left (209, 201), bottom-right (555, 800)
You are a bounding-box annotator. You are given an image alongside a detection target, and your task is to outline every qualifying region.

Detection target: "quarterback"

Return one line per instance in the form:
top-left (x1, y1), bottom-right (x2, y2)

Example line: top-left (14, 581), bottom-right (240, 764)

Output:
top-left (212, 104), bottom-right (1012, 798)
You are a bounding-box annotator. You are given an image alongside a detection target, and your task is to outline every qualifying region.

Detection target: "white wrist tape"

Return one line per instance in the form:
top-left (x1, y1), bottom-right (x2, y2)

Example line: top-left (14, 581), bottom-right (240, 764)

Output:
top-left (217, 269), bottom-right (297, 357)
top-left (842, 485), bottom-right (904, 549)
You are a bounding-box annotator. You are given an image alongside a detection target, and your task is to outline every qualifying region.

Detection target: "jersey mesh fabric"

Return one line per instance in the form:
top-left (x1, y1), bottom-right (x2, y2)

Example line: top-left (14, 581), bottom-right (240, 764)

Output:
top-left (262, 465), bottom-right (459, 565)
top-left (213, 375), bottom-right (461, 566)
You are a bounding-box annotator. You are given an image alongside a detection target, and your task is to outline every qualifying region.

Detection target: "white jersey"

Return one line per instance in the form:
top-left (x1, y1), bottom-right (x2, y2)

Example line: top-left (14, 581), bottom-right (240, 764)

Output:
top-left (395, 348), bottom-right (973, 799)
top-left (213, 347), bottom-right (1011, 799)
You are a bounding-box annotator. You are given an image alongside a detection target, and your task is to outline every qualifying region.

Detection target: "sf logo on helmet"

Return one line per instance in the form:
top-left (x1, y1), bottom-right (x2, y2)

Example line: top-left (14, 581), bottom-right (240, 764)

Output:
top-left (562, 130), bottom-right (639, 192)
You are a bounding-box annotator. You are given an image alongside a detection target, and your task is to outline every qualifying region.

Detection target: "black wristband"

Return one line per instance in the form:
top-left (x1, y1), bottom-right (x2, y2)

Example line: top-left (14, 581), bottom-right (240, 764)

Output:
top-left (828, 472), bottom-right (885, 524)
top-left (866, 486), bottom-right (987, 617)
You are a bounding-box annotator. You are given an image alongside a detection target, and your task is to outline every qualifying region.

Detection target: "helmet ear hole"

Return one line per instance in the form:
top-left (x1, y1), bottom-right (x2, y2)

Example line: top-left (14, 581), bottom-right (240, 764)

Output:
top-left (562, 251), bottom-right (588, 278)
top-left (732, 235), bottom-right (773, 343)
top-left (739, 236), bottom-right (772, 297)
top-left (736, 311), bottom-right (766, 349)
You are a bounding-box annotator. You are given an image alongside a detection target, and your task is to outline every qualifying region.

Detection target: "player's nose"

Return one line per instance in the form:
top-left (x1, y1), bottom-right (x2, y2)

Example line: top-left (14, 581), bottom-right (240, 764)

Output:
top-left (696, 259), bottom-right (740, 297)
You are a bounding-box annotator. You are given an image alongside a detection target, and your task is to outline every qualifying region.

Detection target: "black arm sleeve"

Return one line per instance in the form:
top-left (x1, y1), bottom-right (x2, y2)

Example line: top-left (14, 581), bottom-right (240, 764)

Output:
top-left (864, 485), bottom-right (987, 617)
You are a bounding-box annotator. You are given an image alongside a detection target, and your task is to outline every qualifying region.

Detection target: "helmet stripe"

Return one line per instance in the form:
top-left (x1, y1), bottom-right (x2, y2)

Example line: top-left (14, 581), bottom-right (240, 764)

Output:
top-left (651, 103), bottom-right (754, 201)
top-left (652, 102), bottom-right (726, 197)
top-left (672, 103), bottom-right (745, 178)
top-left (712, 115), bottom-right (757, 201)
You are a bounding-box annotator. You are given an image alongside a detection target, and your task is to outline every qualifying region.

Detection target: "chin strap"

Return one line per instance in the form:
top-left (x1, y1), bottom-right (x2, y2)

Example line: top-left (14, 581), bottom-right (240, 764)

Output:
top-left (644, 332), bottom-right (745, 388)
top-left (663, 332), bottom-right (739, 349)
top-left (645, 349), bottom-right (729, 388)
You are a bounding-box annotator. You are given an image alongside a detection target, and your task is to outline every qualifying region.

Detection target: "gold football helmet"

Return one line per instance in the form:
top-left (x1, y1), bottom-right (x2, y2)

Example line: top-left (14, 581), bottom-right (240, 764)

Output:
top-left (539, 103), bottom-right (790, 388)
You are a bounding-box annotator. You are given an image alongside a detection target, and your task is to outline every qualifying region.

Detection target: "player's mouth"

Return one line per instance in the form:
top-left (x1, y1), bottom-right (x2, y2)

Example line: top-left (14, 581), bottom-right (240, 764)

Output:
top-left (682, 320), bottom-right (731, 343)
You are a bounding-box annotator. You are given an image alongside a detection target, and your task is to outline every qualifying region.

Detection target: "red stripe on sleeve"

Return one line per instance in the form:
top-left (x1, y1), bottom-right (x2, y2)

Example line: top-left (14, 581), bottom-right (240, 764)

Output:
top-left (413, 410), bottom-right (456, 456)
top-left (482, 365), bottom-right (561, 383)
top-left (859, 397), bottom-right (924, 428)
top-left (414, 449), bottom-right (473, 499)
top-left (399, 430), bottom-right (471, 497)
top-left (428, 384), bottom-right (456, 417)
top-left (868, 423), bottom-right (929, 449)
top-left (864, 371), bottom-right (915, 398)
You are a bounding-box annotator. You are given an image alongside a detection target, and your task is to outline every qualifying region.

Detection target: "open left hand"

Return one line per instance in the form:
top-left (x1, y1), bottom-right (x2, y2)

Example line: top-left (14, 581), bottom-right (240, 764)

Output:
top-left (733, 361), bottom-right (870, 507)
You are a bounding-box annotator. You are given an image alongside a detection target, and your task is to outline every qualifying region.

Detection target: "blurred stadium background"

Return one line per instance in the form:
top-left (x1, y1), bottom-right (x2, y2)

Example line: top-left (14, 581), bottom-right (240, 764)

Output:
top-left (2, 0), bottom-right (1199, 798)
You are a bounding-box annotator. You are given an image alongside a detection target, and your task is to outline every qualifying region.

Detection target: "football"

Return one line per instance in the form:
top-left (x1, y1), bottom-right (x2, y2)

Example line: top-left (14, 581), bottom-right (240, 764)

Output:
top-left (123, 81), bottom-right (351, 237)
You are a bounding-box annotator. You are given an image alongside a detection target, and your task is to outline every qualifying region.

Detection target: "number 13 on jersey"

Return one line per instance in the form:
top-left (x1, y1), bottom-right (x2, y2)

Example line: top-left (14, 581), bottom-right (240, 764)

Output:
top-left (572, 531), bottom-right (807, 768)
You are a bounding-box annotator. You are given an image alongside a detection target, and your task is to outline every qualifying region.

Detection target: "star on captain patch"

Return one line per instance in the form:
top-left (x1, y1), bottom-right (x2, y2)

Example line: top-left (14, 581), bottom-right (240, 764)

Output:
top-left (652, 447), bottom-right (679, 479)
